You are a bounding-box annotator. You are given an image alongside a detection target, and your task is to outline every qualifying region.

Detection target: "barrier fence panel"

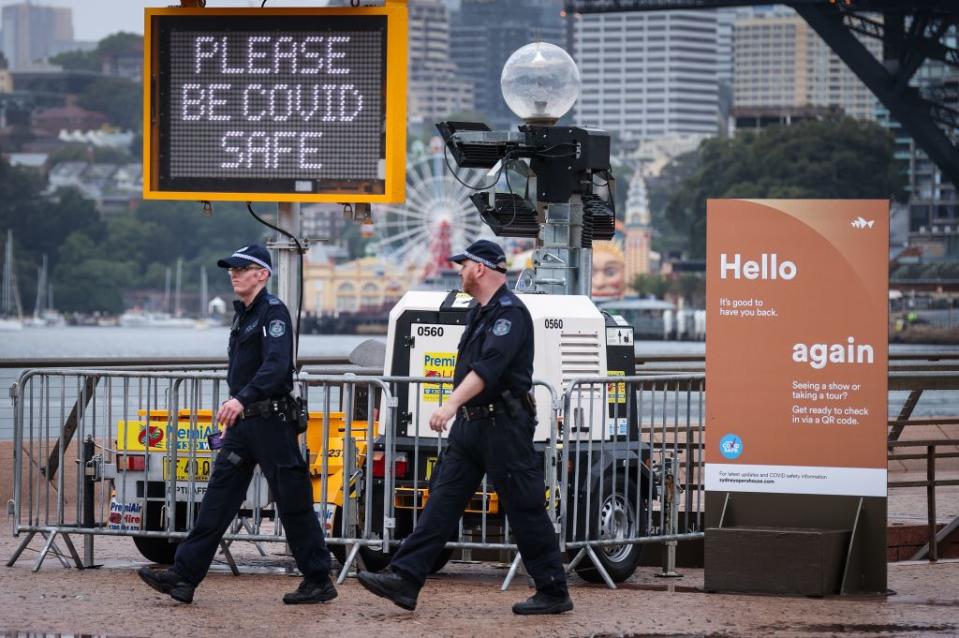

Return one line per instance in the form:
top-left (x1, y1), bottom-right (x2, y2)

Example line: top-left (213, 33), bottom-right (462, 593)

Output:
top-left (295, 373), bottom-right (396, 583)
top-left (334, 375), bottom-right (562, 591)
top-left (7, 369), bottom-right (398, 579)
top-left (8, 368), bottom-right (705, 590)
top-left (562, 374), bottom-right (706, 588)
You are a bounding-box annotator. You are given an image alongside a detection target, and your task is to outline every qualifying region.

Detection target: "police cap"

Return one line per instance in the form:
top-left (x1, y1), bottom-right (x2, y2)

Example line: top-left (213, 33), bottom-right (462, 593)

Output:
top-left (450, 239), bottom-right (507, 273)
top-left (217, 244), bottom-right (273, 274)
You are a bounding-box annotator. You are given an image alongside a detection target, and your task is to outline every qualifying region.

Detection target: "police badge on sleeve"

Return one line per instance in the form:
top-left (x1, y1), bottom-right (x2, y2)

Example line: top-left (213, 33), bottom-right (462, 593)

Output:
top-left (492, 319), bottom-right (511, 336)
top-left (268, 319), bottom-right (286, 337)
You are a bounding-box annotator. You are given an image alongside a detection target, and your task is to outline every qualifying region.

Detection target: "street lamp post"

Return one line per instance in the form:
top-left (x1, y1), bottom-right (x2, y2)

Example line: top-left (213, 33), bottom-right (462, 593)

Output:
top-left (439, 42), bottom-right (614, 297)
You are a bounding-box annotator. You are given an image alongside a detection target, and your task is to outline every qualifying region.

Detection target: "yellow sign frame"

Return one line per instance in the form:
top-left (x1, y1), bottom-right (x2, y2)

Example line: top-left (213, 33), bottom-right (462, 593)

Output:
top-left (142, 2), bottom-right (408, 203)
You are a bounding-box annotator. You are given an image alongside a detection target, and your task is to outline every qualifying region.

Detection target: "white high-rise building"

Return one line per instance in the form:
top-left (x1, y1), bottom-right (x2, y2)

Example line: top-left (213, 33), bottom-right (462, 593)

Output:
top-left (408, 0), bottom-right (473, 126)
top-left (573, 10), bottom-right (720, 141)
top-left (1, 2), bottom-right (74, 71)
top-left (733, 13), bottom-right (881, 121)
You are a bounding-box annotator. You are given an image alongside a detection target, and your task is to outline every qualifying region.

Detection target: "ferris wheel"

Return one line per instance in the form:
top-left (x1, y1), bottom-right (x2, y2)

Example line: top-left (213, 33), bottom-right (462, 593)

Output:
top-left (373, 145), bottom-right (491, 268)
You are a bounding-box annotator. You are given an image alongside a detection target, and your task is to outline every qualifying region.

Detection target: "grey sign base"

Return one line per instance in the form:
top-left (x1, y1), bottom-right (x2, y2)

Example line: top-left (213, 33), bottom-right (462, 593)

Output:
top-left (704, 491), bottom-right (887, 595)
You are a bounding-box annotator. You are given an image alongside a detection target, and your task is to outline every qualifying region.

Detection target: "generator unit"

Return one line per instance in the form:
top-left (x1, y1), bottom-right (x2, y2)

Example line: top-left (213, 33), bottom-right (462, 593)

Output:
top-left (384, 289), bottom-right (636, 442)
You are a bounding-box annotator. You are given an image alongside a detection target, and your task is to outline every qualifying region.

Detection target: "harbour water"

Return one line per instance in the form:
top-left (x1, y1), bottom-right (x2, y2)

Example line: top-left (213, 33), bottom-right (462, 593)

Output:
top-left (0, 327), bottom-right (956, 440)
top-left (3, 326), bottom-right (956, 359)
top-left (0, 326), bottom-right (374, 359)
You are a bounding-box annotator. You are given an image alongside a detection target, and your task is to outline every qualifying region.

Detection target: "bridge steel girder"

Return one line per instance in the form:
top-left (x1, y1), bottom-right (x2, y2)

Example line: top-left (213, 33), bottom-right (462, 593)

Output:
top-left (565, 0), bottom-right (959, 187)
top-left (563, 0), bottom-right (821, 11)
top-left (794, 4), bottom-right (959, 190)
top-left (565, 1), bottom-right (958, 14)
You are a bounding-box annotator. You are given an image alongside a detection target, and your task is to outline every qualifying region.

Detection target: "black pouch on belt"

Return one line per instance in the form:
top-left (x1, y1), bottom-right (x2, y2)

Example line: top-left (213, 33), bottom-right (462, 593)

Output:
top-left (291, 395), bottom-right (309, 434)
top-left (522, 393), bottom-right (537, 418)
top-left (501, 390), bottom-right (524, 419)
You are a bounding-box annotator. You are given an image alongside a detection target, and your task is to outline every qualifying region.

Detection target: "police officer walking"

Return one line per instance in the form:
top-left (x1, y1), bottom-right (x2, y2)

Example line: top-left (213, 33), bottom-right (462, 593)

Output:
top-left (357, 239), bottom-right (573, 615)
top-left (138, 244), bottom-right (335, 605)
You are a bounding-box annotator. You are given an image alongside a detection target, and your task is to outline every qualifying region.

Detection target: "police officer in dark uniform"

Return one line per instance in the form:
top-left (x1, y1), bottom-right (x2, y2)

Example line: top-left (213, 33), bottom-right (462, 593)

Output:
top-left (137, 244), bottom-right (335, 605)
top-left (357, 239), bottom-right (573, 615)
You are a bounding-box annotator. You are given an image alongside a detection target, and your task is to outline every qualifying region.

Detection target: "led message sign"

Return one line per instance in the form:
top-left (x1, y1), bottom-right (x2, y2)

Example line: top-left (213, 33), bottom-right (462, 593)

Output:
top-left (144, 5), bottom-right (407, 203)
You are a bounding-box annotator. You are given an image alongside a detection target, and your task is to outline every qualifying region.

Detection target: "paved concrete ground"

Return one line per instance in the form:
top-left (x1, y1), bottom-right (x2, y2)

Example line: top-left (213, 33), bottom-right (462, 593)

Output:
top-left (1, 470), bottom-right (956, 638)
top-left (1, 531), bottom-right (958, 638)
top-left (2, 545), bottom-right (958, 634)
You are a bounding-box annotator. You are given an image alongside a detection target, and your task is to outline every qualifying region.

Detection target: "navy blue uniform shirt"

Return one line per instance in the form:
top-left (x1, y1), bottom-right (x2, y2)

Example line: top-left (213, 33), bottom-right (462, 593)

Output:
top-left (227, 287), bottom-right (294, 407)
top-left (452, 284), bottom-right (533, 406)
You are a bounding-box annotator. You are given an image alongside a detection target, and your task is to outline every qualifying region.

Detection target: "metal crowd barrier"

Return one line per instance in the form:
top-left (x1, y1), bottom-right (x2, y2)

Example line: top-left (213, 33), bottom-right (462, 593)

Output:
top-left (7, 368), bottom-right (706, 590)
top-left (363, 375), bottom-right (563, 590)
top-left (6, 368), bottom-right (396, 581)
top-left (562, 374), bottom-right (706, 588)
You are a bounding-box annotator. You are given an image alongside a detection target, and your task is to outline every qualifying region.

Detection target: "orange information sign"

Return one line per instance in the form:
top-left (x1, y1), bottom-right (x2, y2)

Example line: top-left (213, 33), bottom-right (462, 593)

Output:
top-left (706, 200), bottom-right (888, 496)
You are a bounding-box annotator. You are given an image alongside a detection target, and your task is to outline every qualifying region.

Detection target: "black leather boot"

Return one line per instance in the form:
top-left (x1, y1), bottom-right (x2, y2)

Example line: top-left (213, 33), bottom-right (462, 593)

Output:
top-left (512, 591), bottom-right (574, 615)
top-left (282, 575), bottom-right (338, 604)
top-left (137, 566), bottom-right (195, 604)
top-left (356, 569), bottom-right (420, 611)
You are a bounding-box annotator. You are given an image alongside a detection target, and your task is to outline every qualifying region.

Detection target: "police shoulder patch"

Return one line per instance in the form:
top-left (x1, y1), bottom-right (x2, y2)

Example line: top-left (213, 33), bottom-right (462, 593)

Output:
top-left (268, 319), bottom-right (286, 337)
top-left (492, 318), bottom-right (511, 336)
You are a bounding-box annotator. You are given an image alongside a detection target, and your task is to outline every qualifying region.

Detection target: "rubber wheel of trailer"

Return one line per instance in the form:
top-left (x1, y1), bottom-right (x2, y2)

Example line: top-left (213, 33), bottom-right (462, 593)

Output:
top-left (329, 507), bottom-right (453, 574)
top-left (566, 476), bottom-right (645, 584)
top-left (133, 502), bottom-right (194, 565)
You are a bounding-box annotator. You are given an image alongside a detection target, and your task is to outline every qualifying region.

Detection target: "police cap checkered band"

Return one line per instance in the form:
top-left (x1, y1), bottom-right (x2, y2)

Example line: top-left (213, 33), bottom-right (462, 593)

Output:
top-left (450, 239), bottom-right (507, 273)
top-left (217, 244), bottom-right (273, 274)
top-left (463, 250), bottom-right (507, 273)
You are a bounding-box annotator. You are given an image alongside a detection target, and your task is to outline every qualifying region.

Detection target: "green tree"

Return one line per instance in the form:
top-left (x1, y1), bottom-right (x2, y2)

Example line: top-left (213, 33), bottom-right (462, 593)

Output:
top-left (77, 77), bottom-right (142, 131)
top-left (134, 200), bottom-right (265, 262)
top-left (49, 48), bottom-right (98, 71)
top-left (51, 31), bottom-right (142, 73)
top-left (53, 232), bottom-right (136, 313)
top-left (100, 216), bottom-right (165, 263)
top-left (664, 117), bottom-right (907, 258)
top-left (646, 148), bottom-right (701, 256)
top-left (97, 32), bottom-right (142, 58)
top-left (670, 273), bottom-right (705, 307)
top-left (630, 273), bottom-right (669, 298)
top-left (0, 159), bottom-right (103, 267)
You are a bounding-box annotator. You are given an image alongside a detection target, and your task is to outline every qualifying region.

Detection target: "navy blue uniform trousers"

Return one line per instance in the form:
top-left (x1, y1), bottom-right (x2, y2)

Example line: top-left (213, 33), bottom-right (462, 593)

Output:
top-left (174, 415), bottom-right (331, 585)
top-left (390, 409), bottom-right (568, 597)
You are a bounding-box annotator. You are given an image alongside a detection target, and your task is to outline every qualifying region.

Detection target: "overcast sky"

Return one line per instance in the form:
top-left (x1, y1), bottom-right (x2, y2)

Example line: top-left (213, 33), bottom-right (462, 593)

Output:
top-left (0, 1), bottom-right (350, 43)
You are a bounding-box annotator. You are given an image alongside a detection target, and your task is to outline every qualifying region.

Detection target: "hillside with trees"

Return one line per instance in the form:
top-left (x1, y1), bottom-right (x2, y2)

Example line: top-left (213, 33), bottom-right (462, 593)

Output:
top-left (659, 117), bottom-right (906, 259)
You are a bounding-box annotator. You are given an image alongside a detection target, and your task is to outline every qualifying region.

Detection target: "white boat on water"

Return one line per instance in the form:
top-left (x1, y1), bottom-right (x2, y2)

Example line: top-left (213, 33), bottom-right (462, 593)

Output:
top-left (24, 255), bottom-right (66, 327)
top-left (24, 311), bottom-right (66, 328)
top-left (0, 317), bottom-right (23, 331)
top-left (118, 310), bottom-right (196, 328)
top-left (148, 313), bottom-right (197, 328)
top-left (121, 258), bottom-right (191, 328)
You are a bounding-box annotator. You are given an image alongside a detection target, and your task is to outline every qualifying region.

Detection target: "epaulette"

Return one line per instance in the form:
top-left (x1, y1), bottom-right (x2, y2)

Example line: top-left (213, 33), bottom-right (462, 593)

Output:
top-left (267, 295), bottom-right (282, 306)
top-left (500, 297), bottom-right (513, 306)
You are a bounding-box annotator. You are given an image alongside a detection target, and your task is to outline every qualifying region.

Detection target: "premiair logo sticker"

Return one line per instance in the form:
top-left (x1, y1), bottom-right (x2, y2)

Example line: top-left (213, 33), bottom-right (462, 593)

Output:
top-left (492, 319), bottom-right (511, 336)
top-left (268, 319), bottom-right (286, 337)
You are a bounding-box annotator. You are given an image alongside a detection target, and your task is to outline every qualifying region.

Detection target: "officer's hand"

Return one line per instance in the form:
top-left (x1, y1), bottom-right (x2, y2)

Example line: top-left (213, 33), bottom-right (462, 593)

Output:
top-left (429, 404), bottom-right (456, 433)
top-left (217, 398), bottom-right (244, 429)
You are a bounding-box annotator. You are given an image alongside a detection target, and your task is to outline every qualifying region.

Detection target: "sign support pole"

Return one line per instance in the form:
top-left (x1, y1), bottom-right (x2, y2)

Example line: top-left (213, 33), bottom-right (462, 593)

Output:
top-left (274, 202), bottom-right (302, 357)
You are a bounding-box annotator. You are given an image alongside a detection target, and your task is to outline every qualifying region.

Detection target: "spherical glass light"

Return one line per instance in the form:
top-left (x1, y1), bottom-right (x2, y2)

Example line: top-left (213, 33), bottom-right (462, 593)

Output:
top-left (500, 42), bottom-right (581, 125)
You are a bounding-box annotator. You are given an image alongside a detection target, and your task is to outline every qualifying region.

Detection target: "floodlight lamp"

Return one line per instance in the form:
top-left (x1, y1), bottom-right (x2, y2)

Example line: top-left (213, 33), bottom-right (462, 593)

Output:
top-left (500, 42), bottom-right (581, 125)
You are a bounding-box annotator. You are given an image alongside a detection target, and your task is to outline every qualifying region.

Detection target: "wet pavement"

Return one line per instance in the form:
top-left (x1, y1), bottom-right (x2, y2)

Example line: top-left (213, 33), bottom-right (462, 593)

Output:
top-left (2, 535), bottom-right (957, 637)
top-left (1, 471), bottom-right (956, 638)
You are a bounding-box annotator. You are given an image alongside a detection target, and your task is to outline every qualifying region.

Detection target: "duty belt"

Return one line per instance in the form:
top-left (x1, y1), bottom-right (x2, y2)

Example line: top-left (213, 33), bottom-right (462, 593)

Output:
top-left (240, 397), bottom-right (290, 421)
top-left (459, 403), bottom-right (501, 420)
